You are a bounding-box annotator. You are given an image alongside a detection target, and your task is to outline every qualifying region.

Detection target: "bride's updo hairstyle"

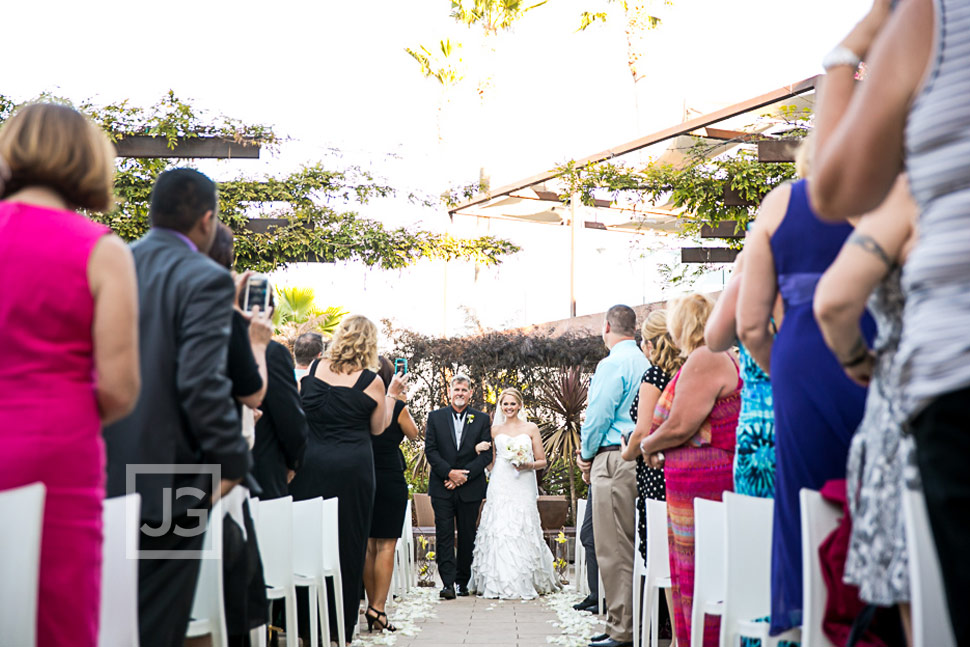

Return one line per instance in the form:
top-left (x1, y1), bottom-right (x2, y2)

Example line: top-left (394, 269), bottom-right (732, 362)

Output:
top-left (326, 314), bottom-right (379, 374)
top-left (641, 310), bottom-right (684, 377)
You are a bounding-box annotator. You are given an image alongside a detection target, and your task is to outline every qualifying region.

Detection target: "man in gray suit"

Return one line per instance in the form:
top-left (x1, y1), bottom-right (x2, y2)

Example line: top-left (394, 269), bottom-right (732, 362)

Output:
top-left (104, 168), bottom-right (252, 647)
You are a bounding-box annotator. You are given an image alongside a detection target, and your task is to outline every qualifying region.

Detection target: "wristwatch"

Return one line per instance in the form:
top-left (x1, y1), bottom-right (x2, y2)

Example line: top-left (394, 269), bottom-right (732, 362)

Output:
top-left (823, 45), bottom-right (862, 71)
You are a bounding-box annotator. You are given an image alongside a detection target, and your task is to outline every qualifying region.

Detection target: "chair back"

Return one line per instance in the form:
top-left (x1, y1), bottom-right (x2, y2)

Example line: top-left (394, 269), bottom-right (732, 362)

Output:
top-left (292, 498), bottom-right (323, 579)
top-left (721, 492), bottom-right (773, 647)
top-left (413, 493), bottom-right (434, 527)
top-left (693, 498), bottom-right (726, 598)
top-left (320, 497), bottom-right (341, 573)
top-left (645, 498), bottom-right (671, 580)
top-left (254, 496), bottom-right (295, 589)
top-left (188, 498), bottom-right (227, 647)
top-left (99, 494), bottom-right (141, 647)
top-left (799, 489), bottom-right (840, 647)
top-left (575, 498), bottom-right (588, 597)
top-left (0, 482), bottom-right (46, 647)
top-left (903, 487), bottom-right (957, 647)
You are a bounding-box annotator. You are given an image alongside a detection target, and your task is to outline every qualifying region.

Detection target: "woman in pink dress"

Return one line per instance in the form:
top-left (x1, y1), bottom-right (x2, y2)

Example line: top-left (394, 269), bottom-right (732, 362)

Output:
top-left (0, 103), bottom-right (140, 647)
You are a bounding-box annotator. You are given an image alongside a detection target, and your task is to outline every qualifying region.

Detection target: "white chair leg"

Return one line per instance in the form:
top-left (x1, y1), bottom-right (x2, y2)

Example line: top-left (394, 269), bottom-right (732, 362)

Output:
top-left (633, 576), bottom-right (642, 647)
top-left (284, 588), bottom-right (299, 647)
top-left (690, 603), bottom-right (703, 647)
top-left (307, 583), bottom-right (319, 647)
top-left (333, 574), bottom-right (347, 647)
top-left (251, 624), bottom-right (266, 647)
top-left (319, 579), bottom-right (331, 647)
top-left (650, 587), bottom-right (660, 647)
top-left (598, 572), bottom-right (606, 615)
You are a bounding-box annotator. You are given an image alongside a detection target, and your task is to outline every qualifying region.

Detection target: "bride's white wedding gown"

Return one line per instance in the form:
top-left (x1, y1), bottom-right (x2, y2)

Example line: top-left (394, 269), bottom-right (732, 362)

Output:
top-left (468, 433), bottom-right (562, 599)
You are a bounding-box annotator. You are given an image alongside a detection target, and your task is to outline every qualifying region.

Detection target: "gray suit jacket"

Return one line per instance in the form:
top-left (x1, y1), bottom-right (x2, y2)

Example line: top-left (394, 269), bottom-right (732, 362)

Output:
top-left (104, 228), bottom-right (251, 523)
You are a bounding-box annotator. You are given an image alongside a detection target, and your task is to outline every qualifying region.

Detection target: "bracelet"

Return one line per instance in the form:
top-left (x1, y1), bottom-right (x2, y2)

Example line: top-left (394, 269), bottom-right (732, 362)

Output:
top-left (841, 346), bottom-right (871, 368)
top-left (822, 45), bottom-right (862, 71)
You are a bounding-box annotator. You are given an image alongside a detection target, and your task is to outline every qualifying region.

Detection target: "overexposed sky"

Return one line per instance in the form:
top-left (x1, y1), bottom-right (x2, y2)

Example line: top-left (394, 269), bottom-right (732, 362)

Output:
top-left (4, 0), bottom-right (870, 335)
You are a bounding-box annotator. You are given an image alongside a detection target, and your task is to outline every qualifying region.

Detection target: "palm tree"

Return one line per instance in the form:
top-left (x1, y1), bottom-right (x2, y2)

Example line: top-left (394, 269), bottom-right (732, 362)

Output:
top-left (405, 39), bottom-right (466, 143)
top-left (273, 285), bottom-right (347, 343)
top-left (450, 0), bottom-right (549, 36)
top-left (537, 366), bottom-right (589, 523)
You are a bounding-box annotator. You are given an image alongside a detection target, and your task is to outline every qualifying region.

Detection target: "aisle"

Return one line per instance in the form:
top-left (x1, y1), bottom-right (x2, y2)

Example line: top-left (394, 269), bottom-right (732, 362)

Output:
top-left (353, 587), bottom-right (604, 647)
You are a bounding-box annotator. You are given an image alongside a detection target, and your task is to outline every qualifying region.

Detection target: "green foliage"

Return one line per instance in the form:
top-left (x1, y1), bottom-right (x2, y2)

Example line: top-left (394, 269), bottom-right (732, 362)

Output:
top-left (556, 140), bottom-right (798, 238)
top-left (273, 286), bottom-right (347, 336)
top-left (440, 177), bottom-right (491, 208)
top-left (405, 39), bottom-right (466, 87)
top-left (537, 366), bottom-right (590, 519)
top-left (0, 92), bottom-right (521, 272)
top-left (450, 0), bottom-right (549, 34)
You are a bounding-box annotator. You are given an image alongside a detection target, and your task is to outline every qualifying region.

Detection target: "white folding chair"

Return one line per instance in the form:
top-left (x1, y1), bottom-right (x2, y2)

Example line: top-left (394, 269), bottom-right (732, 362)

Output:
top-left (575, 498), bottom-right (589, 597)
top-left (902, 487), bottom-right (957, 647)
top-left (254, 496), bottom-right (300, 647)
top-left (0, 482), bottom-right (46, 647)
top-left (799, 489), bottom-right (840, 647)
top-left (292, 497), bottom-right (347, 647)
top-left (691, 498), bottom-right (725, 647)
top-left (99, 493), bottom-right (141, 647)
top-left (403, 498), bottom-right (416, 590)
top-left (721, 492), bottom-right (800, 647)
top-left (390, 499), bottom-right (414, 597)
top-left (186, 498), bottom-right (227, 647)
top-left (643, 499), bottom-right (672, 647)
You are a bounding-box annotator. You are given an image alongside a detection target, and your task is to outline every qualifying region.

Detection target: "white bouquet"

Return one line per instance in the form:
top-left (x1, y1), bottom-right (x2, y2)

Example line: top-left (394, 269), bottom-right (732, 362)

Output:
top-left (506, 442), bottom-right (531, 477)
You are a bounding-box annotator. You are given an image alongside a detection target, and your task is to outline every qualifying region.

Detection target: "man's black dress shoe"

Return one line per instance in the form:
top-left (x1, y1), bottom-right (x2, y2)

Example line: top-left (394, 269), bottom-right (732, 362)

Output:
top-left (456, 584), bottom-right (470, 597)
top-left (589, 633), bottom-right (609, 642)
top-left (439, 585), bottom-right (456, 600)
top-left (573, 595), bottom-right (598, 611)
top-left (588, 638), bottom-right (632, 647)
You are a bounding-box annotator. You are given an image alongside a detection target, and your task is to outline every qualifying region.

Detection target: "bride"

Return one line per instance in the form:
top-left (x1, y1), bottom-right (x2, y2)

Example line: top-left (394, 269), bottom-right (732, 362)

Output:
top-left (467, 388), bottom-right (561, 599)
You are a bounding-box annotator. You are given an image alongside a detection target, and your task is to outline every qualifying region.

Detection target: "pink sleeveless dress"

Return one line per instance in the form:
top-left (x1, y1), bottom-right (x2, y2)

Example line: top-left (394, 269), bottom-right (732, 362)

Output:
top-left (649, 355), bottom-right (741, 647)
top-left (0, 202), bottom-right (110, 647)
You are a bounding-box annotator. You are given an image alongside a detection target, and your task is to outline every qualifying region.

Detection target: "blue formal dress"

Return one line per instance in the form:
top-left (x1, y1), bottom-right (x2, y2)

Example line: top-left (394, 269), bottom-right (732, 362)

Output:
top-left (768, 179), bottom-right (874, 635)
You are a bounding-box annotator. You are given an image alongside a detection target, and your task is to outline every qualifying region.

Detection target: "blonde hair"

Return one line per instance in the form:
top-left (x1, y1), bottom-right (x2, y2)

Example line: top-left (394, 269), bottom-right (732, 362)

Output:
top-left (641, 310), bottom-right (684, 376)
top-left (326, 315), bottom-right (379, 374)
top-left (666, 294), bottom-right (715, 356)
top-left (497, 387), bottom-right (524, 408)
top-left (0, 103), bottom-right (115, 211)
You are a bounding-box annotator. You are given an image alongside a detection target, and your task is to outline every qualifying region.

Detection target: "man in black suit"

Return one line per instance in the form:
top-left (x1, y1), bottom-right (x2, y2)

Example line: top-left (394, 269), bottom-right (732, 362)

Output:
top-left (424, 374), bottom-right (493, 599)
top-left (104, 168), bottom-right (251, 647)
top-left (252, 335), bottom-right (308, 499)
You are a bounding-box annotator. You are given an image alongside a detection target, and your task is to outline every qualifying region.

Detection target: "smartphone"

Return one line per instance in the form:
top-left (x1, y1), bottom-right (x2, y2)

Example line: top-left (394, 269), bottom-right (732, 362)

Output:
top-left (394, 358), bottom-right (409, 375)
top-left (620, 429), bottom-right (633, 444)
top-left (243, 274), bottom-right (271, 313)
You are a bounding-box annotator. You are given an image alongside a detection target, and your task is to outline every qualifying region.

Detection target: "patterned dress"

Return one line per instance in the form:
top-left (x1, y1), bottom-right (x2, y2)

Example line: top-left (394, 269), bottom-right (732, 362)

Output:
top-left (631, 365), bottom-right (670, 565)
top-left (651, 359), bottom-right (740, 647)
top-left (734, 345), bottom-right (776, 498)
top-left (843, 267), bottom-right (909, 605)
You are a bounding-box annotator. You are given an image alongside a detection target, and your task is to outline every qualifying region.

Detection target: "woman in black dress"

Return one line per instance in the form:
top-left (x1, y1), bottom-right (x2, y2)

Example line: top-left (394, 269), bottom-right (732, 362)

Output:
top-left (289, 315), bottom-right (403, 638)
top-left (362, 357), bottom-right (419, 632)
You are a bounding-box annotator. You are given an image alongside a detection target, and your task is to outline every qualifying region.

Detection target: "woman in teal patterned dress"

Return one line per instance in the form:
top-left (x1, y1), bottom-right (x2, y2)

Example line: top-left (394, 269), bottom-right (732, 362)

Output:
top-left (705, 252), bottom-right (781, 497)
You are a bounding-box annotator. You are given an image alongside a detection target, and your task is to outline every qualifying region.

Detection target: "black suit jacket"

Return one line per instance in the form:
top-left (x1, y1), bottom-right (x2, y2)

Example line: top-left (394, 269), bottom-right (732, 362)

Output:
top-left (104, 229), bottom-right (251, 522)
top-left (424, 406), bottom-right (493, 502)
top-left (252, 340), bottom-right (308, 499)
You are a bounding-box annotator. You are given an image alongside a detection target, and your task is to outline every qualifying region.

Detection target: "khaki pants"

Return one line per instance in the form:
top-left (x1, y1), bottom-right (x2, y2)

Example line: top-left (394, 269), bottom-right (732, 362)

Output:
top-left (591, 450), bottom-right (638, 642)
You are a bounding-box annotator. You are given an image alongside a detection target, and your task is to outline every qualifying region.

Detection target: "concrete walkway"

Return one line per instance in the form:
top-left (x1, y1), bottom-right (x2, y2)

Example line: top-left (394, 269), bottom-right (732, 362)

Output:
top-left (392, 594), bottom-right (558, 647)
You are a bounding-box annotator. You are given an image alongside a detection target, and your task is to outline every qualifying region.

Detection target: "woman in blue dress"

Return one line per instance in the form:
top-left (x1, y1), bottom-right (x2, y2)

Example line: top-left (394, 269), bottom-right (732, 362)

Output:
top-left (737, 151), bottom-right (875, 636)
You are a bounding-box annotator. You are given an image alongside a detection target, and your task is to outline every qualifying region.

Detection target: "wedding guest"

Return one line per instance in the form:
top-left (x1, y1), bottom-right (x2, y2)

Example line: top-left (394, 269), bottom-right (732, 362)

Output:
top-left (289, 315), bottom-right (403, 638)
top-left (0, 102), bottom-right (139, 647)
top-left (578, 304), bottom-right (648, 647)
top-left (363, 357), bottom-right (419, 632)
top-left (640, 294), bottom-right (740, 647)
top-left (810, 0), bottom-right (970, 638)
top-left (293, 331), bottom-right (325, 384)
top-left (206, 222), bottom-right (273, 644)
top-left (705, 253), bottom-right (781, 498)
top-left (104, 168), bottom-right (252, 647)
top-left (814, 177), bottom-right (917, 640)
top-left (737, 142), bottom-right (874, 636)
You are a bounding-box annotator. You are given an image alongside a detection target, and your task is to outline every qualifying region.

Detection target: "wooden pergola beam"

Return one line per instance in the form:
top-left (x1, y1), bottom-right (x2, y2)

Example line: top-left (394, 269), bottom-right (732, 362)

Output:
top-left (700, 221), bottom-right (745, 239)
top-left (113, 135), bottom-right (260, 159)
top-left (681, 247), bottom-right (740, 263)
top-left (449, 75), bottom-right (820, 215)
top-left (757, 140), bottom-right (799, 163)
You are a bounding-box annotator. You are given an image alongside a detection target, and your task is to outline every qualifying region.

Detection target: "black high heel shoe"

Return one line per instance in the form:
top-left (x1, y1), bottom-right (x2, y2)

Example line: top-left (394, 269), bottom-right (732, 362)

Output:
top-left (364, 605), bottom-right (397, 632)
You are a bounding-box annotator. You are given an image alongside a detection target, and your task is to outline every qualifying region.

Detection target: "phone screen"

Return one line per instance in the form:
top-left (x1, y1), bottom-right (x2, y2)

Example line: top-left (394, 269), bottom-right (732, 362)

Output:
top-left (244, 277), bottom-right (270, 312)
top-left (394, 358), bottom-right (409, 375)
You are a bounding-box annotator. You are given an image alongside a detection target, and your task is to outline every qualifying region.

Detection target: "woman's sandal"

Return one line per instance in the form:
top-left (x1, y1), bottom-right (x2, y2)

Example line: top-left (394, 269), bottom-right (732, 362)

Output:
top-left (364, 605), bottom-right (397, 633)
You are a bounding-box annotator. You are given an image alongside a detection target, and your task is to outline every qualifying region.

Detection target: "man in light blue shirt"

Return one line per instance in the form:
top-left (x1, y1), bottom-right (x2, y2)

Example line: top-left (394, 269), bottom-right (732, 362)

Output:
top-left (578, 305), bottom-right (649, 647)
